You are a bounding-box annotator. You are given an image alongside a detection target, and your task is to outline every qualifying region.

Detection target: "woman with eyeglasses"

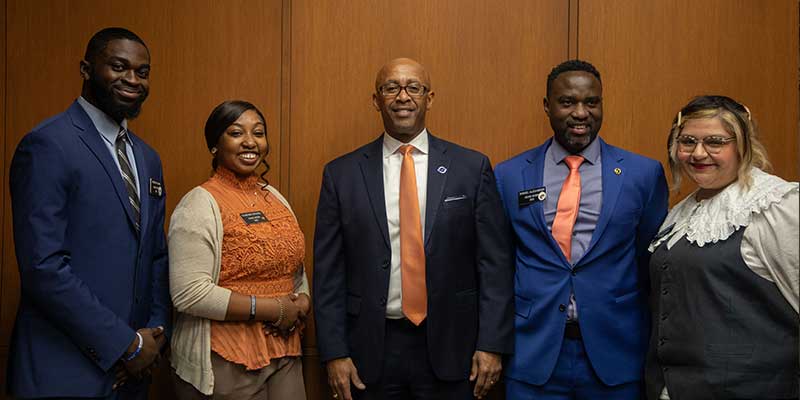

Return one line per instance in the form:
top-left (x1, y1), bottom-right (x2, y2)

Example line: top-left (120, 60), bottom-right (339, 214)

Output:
top-left (645, 95), bottom-right (798, 400)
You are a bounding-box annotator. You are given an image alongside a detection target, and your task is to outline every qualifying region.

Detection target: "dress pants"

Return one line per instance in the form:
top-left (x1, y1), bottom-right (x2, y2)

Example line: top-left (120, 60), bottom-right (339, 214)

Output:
top-left (355, 318), bottom-right (472, 400)
top-left (506, 337), bottom-right (642, 400)
top-left (173, 352), bottom-right (305, 400)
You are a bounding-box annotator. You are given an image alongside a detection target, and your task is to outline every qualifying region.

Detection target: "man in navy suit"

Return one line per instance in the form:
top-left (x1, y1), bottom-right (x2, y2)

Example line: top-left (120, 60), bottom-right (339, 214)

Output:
top-left (8, 27), bottom-right (170, 399)
top-left (495, 60), bottom-right (668, 399)
top-left (313, 58), bottom-right (514, 400)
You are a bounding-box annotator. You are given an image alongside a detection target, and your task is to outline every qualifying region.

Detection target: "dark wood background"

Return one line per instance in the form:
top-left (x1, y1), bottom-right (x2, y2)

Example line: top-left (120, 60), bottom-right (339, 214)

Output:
top-left (1, 1), bottom-right (798, 398)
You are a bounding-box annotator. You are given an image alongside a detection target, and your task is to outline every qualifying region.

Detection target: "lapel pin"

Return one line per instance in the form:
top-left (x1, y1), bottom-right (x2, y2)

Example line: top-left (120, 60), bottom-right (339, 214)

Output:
top-left (614, 167), bottom-right (622, 175)
top-left (437, 166), bottom-right (447, 174)
top-left (537, 191), bottom-right (547, 201)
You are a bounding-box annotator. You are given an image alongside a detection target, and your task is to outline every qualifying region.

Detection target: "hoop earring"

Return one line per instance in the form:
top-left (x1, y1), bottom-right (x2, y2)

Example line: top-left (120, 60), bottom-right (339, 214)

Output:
top-left (211, 147), bottom-right (217, 155)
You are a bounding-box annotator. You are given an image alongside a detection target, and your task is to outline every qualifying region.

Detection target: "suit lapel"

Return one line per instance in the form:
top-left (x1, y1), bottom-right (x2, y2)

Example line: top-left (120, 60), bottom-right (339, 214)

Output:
top-left (359, 137), bottom-right (391, 249)
top-left (423, 135), bottom-right (450, 248)
top-left (582, 139), bottom-right (624, 257)
top-left (130, 133), bottom-right (149, 240)
top-left (523, 139), bottom-right (567, 263)
top-left (68, 102), bottom-right (140, 233)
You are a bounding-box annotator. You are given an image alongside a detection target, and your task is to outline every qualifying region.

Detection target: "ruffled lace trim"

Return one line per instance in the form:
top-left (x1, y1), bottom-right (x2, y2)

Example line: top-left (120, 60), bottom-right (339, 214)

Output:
top-left (651, 168), bottom-right (798, 250)
top-left (212, 166), bottom-right (260, 191)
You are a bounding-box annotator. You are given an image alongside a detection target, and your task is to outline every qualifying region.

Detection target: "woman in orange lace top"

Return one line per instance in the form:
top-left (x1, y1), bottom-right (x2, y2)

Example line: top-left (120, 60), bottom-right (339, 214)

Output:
top-left (169, 100), bottom-right (309, 399)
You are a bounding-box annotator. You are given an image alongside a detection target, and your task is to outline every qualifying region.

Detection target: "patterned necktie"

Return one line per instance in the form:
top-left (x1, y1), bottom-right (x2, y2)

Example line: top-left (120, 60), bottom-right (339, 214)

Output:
top-left (399, 144), bottom-right (427, 325)
top-left (116, 129), bottom-right (140, 232)
top-left (552, 155), bottom-right (584, 262)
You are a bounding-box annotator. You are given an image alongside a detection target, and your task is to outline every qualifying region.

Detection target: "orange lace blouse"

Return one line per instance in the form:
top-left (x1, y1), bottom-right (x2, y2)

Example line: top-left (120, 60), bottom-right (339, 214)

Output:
top-left (201, 167), bottom-right (305, 370)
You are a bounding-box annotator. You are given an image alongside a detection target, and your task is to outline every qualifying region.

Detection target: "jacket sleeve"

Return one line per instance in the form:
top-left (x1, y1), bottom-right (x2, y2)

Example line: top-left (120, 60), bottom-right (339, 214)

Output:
top-left (313, 165), bottom-right (350, 362)
top-left (168, 188), bottom-right (232, 321)
top-left (146, 160), bottom-right (172, 335)
top-left (474, 156), bottom-right (516, 354)
top-left (10, 131), bottom-right (136, 372)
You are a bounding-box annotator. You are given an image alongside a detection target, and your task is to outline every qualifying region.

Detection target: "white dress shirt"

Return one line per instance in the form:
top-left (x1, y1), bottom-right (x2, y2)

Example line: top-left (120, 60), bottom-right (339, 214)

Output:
top-left (383, 129), bottom-right (429, 319)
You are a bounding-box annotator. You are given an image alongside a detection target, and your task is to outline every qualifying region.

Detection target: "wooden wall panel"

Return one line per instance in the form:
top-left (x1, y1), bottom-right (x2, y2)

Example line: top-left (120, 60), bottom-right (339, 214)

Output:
top-left (0, 0), bottom-right (283, 397)
top-left (0, 0), bottom-right (7, 389)
top-left (578, 0), bottom-right (800, 202)
top-left (288, 1), bottom-right (569, 398)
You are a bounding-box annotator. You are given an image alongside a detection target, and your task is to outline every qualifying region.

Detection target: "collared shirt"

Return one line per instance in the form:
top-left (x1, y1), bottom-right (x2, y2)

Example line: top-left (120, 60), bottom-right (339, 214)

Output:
top-left (543, 137), bottom-right (603, 320)
top-left (383, 129), bottom-right (429, 319)
top-left (77, 96), bottom-right (139, 196)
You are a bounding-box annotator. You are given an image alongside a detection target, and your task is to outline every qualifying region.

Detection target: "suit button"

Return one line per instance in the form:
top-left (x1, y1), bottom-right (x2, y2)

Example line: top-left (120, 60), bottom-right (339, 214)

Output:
top-left (661, 313), bottom-right (669, 320)
top-left (381, 260), bottom-right (389, 269)
top-left (661, 289), bottom-right (669, 295)
top-left (558, 304), bottom-right (566, 312)
top-left (661, 263), bottom-right (669, 270)
top-left (380, 297), bottom-right (386, 306)
top-left (571, 270), bottom-right (577, 276)
top-left (663, 366), bottom-right (669, 372)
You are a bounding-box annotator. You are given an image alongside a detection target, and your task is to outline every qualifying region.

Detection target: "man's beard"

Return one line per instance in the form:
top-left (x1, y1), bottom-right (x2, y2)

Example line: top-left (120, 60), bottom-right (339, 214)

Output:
top-left (88, 75), bottom-right (148, 122)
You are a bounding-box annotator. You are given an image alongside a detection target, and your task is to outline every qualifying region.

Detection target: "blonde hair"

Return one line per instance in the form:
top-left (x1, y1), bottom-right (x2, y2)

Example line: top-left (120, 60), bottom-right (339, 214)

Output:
top-left (667, 95), bottom-right (771, 191)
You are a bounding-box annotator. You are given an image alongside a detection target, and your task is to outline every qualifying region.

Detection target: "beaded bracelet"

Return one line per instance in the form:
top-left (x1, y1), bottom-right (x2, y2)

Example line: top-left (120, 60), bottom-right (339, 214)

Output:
top-left (249, 295), bottom-right (257, 321)
top-left (272, 297), bottom-right (285, 327)
top-left (123, 332), bottom-right (143, 362)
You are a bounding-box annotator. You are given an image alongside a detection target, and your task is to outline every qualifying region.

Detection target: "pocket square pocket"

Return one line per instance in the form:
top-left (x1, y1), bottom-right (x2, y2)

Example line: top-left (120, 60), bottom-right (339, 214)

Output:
top-left (443, 194), bottom-right (467, 203)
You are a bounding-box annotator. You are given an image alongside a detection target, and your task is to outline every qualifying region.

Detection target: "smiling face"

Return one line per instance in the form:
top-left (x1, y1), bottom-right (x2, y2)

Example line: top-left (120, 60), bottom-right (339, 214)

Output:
top-left (544, 71), bottom-right (603, 154)
top-left (215, 110), bottom-right (267, 178)
top-left (676, 116), bottom-right (740, 198)
top-left (372, 58), bottom-right (435, 143)
top-left (80, 38), bottom-right (150, 123)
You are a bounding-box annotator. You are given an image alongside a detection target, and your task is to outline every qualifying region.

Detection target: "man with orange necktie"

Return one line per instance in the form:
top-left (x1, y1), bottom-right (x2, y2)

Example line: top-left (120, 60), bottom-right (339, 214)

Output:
top-left (313, 58), bottom-right (514, 400)
top-left (494, 60), bottom-right (668, 399)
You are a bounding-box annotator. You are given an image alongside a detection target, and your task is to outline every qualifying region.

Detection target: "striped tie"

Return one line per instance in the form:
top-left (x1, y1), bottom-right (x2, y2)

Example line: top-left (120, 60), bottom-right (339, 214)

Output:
top-left (116, 129), bottom-right (140, 232)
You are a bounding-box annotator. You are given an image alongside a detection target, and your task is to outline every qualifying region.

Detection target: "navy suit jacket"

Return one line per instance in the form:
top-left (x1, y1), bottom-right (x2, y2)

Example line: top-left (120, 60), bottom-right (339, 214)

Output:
top-left (313, 134), bottom-right (514, 383)
top-left (494, 138), bottom-right (668, 386)
top-left (7, 101), bottom-right (171, 398)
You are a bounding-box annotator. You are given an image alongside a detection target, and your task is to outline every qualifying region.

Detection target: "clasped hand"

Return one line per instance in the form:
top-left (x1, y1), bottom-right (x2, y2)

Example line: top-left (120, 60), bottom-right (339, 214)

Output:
top-left (113, 326), bottom-right (166, 390)
top-left (264, 293), bottom-right (310, 336)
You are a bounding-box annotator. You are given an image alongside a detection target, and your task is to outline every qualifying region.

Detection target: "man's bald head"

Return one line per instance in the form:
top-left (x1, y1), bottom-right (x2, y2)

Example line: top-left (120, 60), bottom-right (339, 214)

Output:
top-left (372, 58), bottom-right (435, 143)
top-left (375, 58), bottom-right (431, 91)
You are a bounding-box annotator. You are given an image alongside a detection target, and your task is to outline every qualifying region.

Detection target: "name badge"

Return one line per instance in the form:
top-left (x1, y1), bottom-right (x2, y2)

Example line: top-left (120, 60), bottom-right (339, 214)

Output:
top-left (149, 178), bottom-right (163, 197)
top-left (240, 211), bottom-right (268, 225)
top-left (518, 187), bottom-right (547, 207)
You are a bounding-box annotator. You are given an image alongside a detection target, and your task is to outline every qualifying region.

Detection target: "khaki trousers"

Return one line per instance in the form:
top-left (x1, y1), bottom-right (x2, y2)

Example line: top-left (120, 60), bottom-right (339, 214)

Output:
top-left (173, 352), bottom-right (306, 400)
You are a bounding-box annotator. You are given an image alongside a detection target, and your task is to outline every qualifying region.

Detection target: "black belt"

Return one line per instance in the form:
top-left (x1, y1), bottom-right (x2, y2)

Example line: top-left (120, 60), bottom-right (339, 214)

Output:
top-left (564, 322), bottom-right (582, 340)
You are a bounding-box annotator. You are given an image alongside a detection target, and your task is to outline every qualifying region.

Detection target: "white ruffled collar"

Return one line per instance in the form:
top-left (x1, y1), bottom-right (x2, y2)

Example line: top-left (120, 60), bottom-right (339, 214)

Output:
top-left (649, 168), bottom-right (798, 251)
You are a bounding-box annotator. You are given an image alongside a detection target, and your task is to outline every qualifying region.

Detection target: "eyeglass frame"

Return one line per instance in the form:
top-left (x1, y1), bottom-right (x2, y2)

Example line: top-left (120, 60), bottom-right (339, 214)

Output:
top-left (377, 81), bottom-right (430, 98)
top-left (675, 134), bottom-right (737, 154)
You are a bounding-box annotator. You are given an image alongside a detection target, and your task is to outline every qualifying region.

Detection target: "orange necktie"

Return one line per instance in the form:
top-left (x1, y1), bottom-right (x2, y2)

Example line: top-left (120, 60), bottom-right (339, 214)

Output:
top-left (399, 144), bottom-right (427, 325)
top-left (552, 155), bottom-right (584, 262)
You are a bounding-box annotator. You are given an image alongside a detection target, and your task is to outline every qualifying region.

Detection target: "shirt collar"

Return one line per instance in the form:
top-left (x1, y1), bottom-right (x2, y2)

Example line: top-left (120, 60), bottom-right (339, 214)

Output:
top-left (548, 136), bottom-right (601, 165)
top-left (382, 128), bottom-right (429, 158)
top-left (77, 96), bottom-right (130, 145)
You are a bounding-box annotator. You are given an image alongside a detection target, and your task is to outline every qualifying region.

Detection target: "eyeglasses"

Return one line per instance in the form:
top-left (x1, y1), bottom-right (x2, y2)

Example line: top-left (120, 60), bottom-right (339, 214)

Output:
top-left (675, 135), bottom-right (736, 154)
top-left (378, 82), bottom-right (429, 98)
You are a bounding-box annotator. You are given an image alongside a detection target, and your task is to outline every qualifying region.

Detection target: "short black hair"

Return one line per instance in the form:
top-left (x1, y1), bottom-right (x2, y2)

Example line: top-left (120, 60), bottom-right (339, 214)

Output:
top-left (84, 27), bottom-right (148, 62)
top-left (546, 59), bottom-right (601, 97)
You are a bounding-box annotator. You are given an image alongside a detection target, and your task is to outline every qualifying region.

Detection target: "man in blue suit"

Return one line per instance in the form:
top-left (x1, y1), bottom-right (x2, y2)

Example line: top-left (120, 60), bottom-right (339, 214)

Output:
top-left (7, 27), bottom-right (170, 399)
top-left (314, 58), bottom-right (514, 400)
top-left (495, 60), bottom-right (668, 399)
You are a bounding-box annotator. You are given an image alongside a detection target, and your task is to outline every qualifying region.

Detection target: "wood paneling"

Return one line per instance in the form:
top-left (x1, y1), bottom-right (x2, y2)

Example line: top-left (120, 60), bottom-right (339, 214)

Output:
top-left (0, 0), bottom-right (7, 390)
top-left (288, 1), bottom-right (569, 398)
top-left (578, 0), bottom-right (800, 202)
top-left (1, 1), bottom-right (798, 399)
top-left (1, 0), bottom-right (283, 397)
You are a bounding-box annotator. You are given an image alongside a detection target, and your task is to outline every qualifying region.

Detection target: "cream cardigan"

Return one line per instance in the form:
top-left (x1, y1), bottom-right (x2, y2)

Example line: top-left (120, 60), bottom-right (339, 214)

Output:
top-left (168, 185), bottom-right (309, 395)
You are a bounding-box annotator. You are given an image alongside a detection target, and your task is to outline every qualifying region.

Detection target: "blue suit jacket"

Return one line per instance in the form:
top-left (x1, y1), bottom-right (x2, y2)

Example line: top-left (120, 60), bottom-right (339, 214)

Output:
top-left (313, 134), bottom-right (515, 383)
top-left (494, 138), bottom-right (668, 386)
top-left (7, 101), bottom-right (171, 398)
